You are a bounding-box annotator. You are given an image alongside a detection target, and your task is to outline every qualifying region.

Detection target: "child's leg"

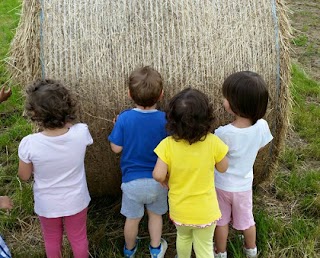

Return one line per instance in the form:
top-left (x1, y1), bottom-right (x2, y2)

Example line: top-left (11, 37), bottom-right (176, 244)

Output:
top-left (147, 210), bottom-right (162, 247)
top-left (231, 190), bottom-right (256, 250)
top-left (176, 225), bottom-right (193, 258)
top-left (214, 188), bottom-right (233, 253)
top-left (243, 225), bottom-right (256, 249)
top-left (120, 180), bottom-right (149, 250)
top-left (38, 216), bottom-right (63, 258)
top-left (193, 223), bottom-right (216, 258)
top-left (124, 217), bottom-right (142, 249)
top-left (214, 224), bottom-right (229, 253)
top-left (64, 208), bottom-right (89, 258)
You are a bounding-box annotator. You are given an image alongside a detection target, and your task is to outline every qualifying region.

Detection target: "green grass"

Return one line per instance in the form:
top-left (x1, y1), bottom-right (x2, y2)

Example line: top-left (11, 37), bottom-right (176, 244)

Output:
top-left (292, 35), bottom-right (308, 47)
top-left (1, 1), bottom-right (320, 258)
top-left (291, 64), bottom-right (320, 159)
top-left (275, 170), bottom-right (320, 216)
top-left (0, 0), bottom-right (21, 84)
top-left (255, 210), bottom-right (319, 258)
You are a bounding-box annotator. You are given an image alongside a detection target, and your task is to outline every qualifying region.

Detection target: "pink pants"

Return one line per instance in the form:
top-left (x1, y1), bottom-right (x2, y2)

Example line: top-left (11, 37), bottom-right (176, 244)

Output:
top-left (38, 207), bottom-right (89, 258)
top-left (216, 188), bottom-right (255, 230)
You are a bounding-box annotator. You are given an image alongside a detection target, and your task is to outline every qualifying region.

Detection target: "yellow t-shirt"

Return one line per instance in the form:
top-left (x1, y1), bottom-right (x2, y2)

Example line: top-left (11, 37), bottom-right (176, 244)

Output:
top-left (154, 133), bottom-right (228, 225)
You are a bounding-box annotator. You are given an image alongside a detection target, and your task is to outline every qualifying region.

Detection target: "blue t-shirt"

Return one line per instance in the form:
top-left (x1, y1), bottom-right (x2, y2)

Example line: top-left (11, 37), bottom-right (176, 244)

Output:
top-left (108, 108), bottom-right (167, 183)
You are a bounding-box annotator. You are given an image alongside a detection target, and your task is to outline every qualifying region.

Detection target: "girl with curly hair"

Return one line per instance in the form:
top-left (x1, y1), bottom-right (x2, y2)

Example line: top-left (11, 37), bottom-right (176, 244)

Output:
top-left (153, 88), bottom-right (229, 258)
top-left (18, 79), bottom-right (93, 258)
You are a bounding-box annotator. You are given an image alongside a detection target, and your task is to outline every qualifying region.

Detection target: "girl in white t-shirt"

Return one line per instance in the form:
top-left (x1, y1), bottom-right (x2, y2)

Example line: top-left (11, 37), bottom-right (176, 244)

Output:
top-left (18, 79), bottom-right (93, 258)
top-left (214, 71), bottom-right (273, 258)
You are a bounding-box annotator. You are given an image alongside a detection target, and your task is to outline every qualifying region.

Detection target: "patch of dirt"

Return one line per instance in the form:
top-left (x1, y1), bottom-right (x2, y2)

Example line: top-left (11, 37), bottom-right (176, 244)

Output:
top-left (285, 129), bottom-right (309, 148)
top-left (255, 182), bottom-right (298, 221)
top-left (286, 0), bottom-right (320, 81)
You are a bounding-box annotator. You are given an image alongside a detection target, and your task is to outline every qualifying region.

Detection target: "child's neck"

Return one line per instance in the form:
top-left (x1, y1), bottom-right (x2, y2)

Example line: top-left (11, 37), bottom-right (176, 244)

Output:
top-left (135, 104), bottom-right (157, 110)
top-left (42, 124), bottom-right (70, 136)
top-left (232, 116), bottom-right (252, 128)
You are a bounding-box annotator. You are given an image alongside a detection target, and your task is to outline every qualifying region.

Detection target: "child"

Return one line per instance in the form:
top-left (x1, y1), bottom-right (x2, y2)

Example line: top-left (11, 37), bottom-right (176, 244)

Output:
top-left (18, 79), bottom-right (93, 258)
top-left (0, 85), bottom-right (13, 258)
top-left (153, 88), bottom-right (229, 258)
top-left (108, 66), bottom-right (168, 258)
top-left (213, 71), bottom-right (273, 258)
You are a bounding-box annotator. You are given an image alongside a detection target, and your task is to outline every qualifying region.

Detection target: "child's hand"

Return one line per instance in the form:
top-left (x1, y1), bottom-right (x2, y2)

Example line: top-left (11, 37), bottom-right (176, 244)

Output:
top-left (160, 175), bottom-right (169, 189)
top-left (160, 181), bottom-right (169, 189)
top-left (112, 115), bottom-right (119, 124)
top-left (0, 196), bottom-right (13, 210)
top-left (0, 85), bottom-right (12, 103)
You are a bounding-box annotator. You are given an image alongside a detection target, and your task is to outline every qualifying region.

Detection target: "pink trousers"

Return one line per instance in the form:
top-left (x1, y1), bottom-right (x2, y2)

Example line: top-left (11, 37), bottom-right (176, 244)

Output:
top-left (38, 207), bottom-right (89, 258)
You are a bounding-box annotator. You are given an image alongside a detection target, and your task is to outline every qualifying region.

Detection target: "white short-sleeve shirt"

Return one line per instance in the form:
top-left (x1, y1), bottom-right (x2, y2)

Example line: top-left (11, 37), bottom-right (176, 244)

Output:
top-left (18, 123), bottom-right (93, 218)
top-left (214, 119), bottom-right (273, 192)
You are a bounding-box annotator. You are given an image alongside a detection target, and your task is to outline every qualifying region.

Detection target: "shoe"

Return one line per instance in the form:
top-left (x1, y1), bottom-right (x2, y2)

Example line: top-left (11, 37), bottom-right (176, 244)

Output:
top-left (149, 238), bottom-right (168, 258)
top-left (244, 247), bottom-right (257, 258)
top-left (123, 242), bottom-right (138, 258)
top-left (214, 251), bottom-right (227, 258)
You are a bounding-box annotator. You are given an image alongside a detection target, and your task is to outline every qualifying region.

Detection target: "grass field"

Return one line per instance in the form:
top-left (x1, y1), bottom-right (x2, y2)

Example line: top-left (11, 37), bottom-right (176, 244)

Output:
top-left (1, 0), bottom-right (319, 257)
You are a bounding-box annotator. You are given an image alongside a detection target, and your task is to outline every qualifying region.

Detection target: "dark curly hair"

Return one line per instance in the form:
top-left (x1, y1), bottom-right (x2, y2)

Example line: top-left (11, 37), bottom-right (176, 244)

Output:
top-left (166, 88), bottom-right (215, 145)
top-left (25, 79), bottom-right (76, 129)
top-left (129, 66), bottom-right (163, 107)
top-left (222, 71), bottom-right (269, 125)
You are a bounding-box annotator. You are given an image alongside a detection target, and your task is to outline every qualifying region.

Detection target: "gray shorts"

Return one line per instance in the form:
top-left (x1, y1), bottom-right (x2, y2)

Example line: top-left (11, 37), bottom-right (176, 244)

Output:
top-left (121, 178), bottom-right (168, 219)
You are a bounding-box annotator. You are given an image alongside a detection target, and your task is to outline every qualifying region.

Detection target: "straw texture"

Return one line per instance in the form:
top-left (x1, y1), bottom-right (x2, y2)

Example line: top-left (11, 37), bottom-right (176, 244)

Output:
top-left (9, 0), bottom-right (291, 197)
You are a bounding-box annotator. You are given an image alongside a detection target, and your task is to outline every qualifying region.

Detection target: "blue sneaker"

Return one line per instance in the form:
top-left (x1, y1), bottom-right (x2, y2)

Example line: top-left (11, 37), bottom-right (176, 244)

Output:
top-left (123, 242), bottom-right (138, 258)
top-left (149, 238), bottom-right (168, 258)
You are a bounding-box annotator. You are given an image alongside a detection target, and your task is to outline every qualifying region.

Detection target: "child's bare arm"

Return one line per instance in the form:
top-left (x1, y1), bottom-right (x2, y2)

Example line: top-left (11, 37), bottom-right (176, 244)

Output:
top-left (18, 159), bottom-right (33, 181)
top-left (215, 156), bottom-right (228, 173)
top-left (110, 142), bottom-right (123, 153)
top-left (153, 158), bottom-right (168, 188)
top-left (0, 196), bottom-right (13, 210)
top-left (0, 85), bottom-right (12, 103)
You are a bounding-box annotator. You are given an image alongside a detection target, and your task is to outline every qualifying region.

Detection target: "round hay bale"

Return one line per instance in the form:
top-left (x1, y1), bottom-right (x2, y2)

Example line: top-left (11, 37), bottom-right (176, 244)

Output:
top-left (8, 0), bottom-right (291, 197)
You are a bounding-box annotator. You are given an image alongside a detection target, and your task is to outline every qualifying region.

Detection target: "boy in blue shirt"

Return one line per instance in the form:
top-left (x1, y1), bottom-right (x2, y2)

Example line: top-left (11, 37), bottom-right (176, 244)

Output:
top-left (108, 66), bottom-right (168, 258)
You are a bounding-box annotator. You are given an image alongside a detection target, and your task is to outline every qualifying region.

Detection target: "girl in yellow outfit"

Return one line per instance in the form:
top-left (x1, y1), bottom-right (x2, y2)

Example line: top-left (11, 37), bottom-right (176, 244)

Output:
top-left (153, 88), bottom-right (229, 258)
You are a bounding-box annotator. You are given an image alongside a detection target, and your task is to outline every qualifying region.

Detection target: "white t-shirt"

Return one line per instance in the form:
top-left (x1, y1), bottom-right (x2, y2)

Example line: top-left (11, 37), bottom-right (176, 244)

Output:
top-left (18, 123), bottom-right (93, 218)
top-left (214, 119), bottom-right (273, 192)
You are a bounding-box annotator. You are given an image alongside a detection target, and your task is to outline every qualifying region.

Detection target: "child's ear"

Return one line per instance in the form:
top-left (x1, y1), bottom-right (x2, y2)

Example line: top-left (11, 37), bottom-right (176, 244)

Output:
top-left (158, 90), bottom-right (164, 101)
top-left (128, 90), bottom-right (132, 99)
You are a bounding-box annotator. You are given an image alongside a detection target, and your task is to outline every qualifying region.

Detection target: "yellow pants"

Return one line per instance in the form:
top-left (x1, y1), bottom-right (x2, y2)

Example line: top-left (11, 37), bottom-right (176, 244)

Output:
top-left (176, 223), bottom-right (216, 258)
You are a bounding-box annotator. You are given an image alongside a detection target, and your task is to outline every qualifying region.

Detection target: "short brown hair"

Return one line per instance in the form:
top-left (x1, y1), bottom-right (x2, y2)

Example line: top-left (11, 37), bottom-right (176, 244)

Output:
top-left (25, 79), bottom-right (76, 129)
top-left (129, 66), bottom-right (163, 107)
top-left (222, 71), bottom-right (269, 124)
